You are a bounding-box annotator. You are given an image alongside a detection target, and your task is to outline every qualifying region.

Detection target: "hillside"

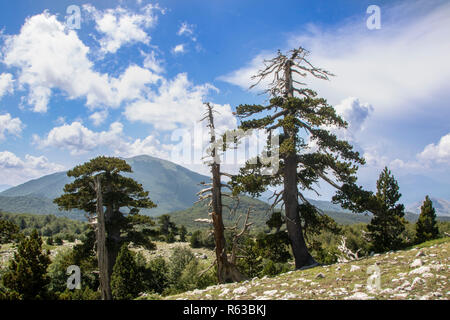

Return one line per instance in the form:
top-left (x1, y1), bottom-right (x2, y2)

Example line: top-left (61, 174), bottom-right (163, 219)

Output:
top-left (166, 198), bottom-right (449, 231)
top-left (0, 155), bottom-right (209, 217)
top-left (151, 238), bottom-right (450, 300)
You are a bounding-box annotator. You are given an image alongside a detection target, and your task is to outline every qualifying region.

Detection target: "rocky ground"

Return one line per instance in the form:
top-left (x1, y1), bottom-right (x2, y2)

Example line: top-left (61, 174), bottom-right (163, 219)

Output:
top-left (159, 237), bottom-right (449, 300)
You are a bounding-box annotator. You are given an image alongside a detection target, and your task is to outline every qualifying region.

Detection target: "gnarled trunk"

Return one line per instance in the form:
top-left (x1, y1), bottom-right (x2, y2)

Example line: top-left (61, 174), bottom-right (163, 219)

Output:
top-left (211, 162), bottom-right (245, 283)
top-left (94, 176), bottom-right (112, 300)
top-left (283, 153), bottom-right (317, 269)
top-left (282, 61), bottom-right (317, 269)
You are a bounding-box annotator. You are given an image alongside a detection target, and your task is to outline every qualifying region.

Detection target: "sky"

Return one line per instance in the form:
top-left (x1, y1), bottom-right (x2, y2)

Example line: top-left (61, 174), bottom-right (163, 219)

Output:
top-left (0, 0), bottom-right (449, 205)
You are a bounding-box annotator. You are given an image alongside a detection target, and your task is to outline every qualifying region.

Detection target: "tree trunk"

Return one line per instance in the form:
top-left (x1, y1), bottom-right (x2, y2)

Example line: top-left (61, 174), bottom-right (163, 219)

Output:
top-left (211, 162), bottom-right (245, 283)
top-left (105, 205), bottom-right (121, 283)
top-left (94, 176), bottom-right (112, 300)
top-left (283, 153), bottom-right (317, 269)
top-left (282, 60), bottom-right (318, 269)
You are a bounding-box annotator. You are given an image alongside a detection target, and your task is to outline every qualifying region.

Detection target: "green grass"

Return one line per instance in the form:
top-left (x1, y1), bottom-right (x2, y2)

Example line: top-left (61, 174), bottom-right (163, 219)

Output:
top-left (144, 237), bottom-right (450, 300)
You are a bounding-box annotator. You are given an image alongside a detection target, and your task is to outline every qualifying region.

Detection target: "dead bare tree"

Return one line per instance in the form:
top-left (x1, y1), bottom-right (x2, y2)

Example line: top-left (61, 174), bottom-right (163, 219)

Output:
top-left (197, 102), bottom-right (247, 283)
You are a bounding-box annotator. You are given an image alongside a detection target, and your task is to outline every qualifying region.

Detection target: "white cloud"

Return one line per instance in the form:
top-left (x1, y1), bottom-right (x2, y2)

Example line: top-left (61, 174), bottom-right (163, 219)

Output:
top-left (34, 121), bottom-right (124, 155)
top-left (0, 113), bottom-right (23, 140)
top-left (221, 1), bottom-right (450, 117)
top-left (0, 151), bottom-right (65, 185)
top-left (124, 73), bottom-right (226, 130)
top-left (141, 50), bottom-right (164, 74)
top-left (172, 44), bottom-right (185, 54)
top-left (0, 73), bottom-right (14, 98)
top-left (2, 12), bottom-right (159, 112)
top-left (334, 97), bottom-right (373, 134)
top-left (83, 4), bottom-right (160, 54)
top-left (177, 22), bottom-right (194, 37)
top-left (114, 134), bottom-right (171, 159)
top-left (418, 133), bottom-right (450, 164)
top-left (89, 110), bottom-right (108, 126)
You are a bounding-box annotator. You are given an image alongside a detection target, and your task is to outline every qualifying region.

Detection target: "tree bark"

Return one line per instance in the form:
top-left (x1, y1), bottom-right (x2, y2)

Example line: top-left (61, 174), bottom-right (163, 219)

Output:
top-left (94, 176), bottom-right (112, 300)
top-left (206, 103), bottom-right (245, 283)
top-left (282, 60), bottom-right (318, 269)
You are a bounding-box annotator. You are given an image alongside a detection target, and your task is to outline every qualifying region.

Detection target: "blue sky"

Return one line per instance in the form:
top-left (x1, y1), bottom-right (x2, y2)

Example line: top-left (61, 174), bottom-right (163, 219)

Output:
top-left (0, 0), bottom-right (449, 205)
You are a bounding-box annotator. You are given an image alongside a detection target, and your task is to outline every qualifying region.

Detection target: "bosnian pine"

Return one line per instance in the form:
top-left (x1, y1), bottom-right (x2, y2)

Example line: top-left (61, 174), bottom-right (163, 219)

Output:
top-left (54, 156), bottom-right (156, 299)
top-left (231, 47), bottom-right (369, 269)
top-left (415, 195), bottom-right (439, 244)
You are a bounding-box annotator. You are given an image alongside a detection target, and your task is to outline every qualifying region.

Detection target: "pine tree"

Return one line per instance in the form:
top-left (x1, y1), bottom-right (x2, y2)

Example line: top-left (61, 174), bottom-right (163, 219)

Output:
top-left (2, 229), bottom-right (51, 299)
top-left (110, 244), bottom-right (142, 300)
top-left (230, 47), bottom-right (371, 269)
top-left (0, 219), bottom-right (20, 244)
top-left (415, 195), bottom-right (439, 244)
top-left (367, 167), bottom-right (406, 252)
top-left (54, 156), bottom-right (156, 299)
top-left (179, 225), bottom-right (187, 242)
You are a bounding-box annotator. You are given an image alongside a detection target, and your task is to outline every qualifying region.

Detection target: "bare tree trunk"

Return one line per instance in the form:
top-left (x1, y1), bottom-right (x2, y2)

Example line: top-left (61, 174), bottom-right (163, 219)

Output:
top-left (283, 61), bottom-right (318, 269)
top-left (211, 162), bottom-right (244, 283)
top-left (94, 176), bottom-right (112, 300)
top-left (206, 103), bottom-right (245, 283)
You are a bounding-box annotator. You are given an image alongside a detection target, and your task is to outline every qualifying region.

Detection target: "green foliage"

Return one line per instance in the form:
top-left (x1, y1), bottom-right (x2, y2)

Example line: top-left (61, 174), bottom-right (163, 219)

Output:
top-left (0, 212), bottom-right (87, 240)
top-left (163, 247), bottom-right (215, 295)
top-left (189, 230), bottom-right (215, 249)
top-left (367, 167), bottom-right (407, 253)
top-left (0, 219), bottom-right (20, 244)
top-left (142, 257), bottom-right (169, 294)
top-left (415, 196), bottom-right (440, 244)
top-left (179, 225), bottom-right (187, 242)
top-left (111, 245), bottom-right (142, 300)
top-left (58, 287), bottom-right (100, 300)
top-left (2, 230), bottom-right (51, 299)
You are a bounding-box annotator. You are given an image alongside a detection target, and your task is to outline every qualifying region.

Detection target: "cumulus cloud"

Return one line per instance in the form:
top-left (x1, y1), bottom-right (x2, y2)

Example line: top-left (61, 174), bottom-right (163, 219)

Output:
top-left (0, 151), bottom-right (65, 185)
top-left (2, 12), bottom-right (159, 112)
top-left (0, 113), bottom-right (23, 140)
top-left (83, 4), bottom-right (161, 54)
top-left (124, 73), bottom-right (232, 130)
top-left (220, 1), bottom-right (450, 117)
top-left (0, 73), bottom-right (14, 98)
top-left (141, 50), bottom-right (164, 74)
top-left (34, 121), bottom-right (124, 155)
top-left (89, 110), bottom-right (108, 126)
top-left (334, 97), bottom-right (373, 134)
top-left (33, 120), bottom-right (174, 160)
top-left (418, 133), bottom-right (450, 164)
top-left (172, 44), bottom-right (185, 54)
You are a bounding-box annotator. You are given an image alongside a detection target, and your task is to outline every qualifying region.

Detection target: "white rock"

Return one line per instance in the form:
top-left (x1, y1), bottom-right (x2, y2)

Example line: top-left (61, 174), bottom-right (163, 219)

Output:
top-left (392, 293), bottom-right (408, 298)
top-left (233, 286), bottom-right (248, 295)
top-left (263, 290), bottom-right (278, 296)
top-left (422, 272), bottom-right (434, 278)
top-left (350, 265), bottom-right (361, 272)
top-left (409, 266), bottom-right (431, 275)
top-left (412, 277), bottom-right (425, 287)
top-left (410, 259), bottom-right (422, 268)
top-left (431, 264), bottom-right (445, 272)
top-left (345, 292), bottom-right (374, 300)
top-left (218, 288), bottom-right (230, 297)
top-left (281, 293), bottom-right (298, 300)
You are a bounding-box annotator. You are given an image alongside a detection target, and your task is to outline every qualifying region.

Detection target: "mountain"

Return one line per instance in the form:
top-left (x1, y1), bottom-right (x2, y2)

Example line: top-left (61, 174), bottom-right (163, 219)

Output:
top-left (0, 184), bottom-right (12, 192)
top-left (407, 197), bottom-right (450, 217)
top-left (0, 155), bottom-right (210, 217)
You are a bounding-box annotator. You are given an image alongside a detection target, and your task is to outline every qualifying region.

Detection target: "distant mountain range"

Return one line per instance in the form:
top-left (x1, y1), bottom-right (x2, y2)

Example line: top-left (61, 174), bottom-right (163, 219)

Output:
top-left (0, 155), bottom-right (208, 218)
top-left (406, 198), bottom-right (450, 217)
top-left (0, 155), bottom-right (448, 224)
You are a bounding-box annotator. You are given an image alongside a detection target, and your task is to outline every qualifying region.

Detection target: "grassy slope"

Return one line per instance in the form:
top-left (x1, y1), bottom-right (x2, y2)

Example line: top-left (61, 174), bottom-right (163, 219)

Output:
top-left (160, 238), bottom-right (450, 300)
